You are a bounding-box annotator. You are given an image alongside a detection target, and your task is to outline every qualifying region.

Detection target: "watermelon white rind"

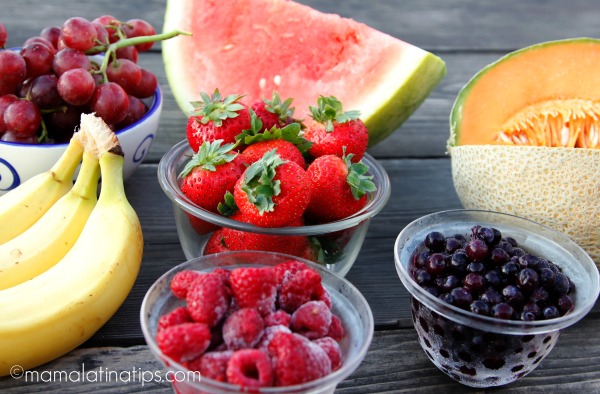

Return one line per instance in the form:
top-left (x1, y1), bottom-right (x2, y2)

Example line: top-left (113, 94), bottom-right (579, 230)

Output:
top-left (162, 0), bottom-right (446, 146)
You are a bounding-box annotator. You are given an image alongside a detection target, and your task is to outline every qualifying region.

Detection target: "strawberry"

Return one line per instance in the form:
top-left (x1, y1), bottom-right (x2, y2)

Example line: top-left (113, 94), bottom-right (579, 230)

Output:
top-left (250, 91), bottom-right (296, 131)
top-left (186, 89), bottom-right (251, 152)
top-left (237, 109), bottom-right (311, 169)
top-left (304, 95), bottom-right (368, 161)
top-left (233, 149), bottom-right (311, 228)
top-left (179, 140), bottom-right (247, 217)
top-left (305, 152), bottom-right (377, 223)
top-left (204, 229), bottom-right (231, 254)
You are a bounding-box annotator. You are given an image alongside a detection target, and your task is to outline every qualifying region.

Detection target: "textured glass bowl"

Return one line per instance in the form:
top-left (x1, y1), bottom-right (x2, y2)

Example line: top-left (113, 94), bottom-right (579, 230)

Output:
top-left (140, 251), bottom-right (374, 394)
top-left (157, 139), bottom-right (391, 277)
top-left (394, 209), bottom-right (599, 388)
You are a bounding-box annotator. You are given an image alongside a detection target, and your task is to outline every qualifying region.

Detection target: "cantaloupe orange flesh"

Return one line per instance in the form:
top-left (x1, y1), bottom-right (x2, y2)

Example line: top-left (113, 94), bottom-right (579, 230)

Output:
top-left (458, 41), bottom-right (600, 148)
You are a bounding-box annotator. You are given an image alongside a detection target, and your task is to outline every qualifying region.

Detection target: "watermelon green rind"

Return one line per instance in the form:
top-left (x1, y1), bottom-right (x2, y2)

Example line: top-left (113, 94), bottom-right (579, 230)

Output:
top-left (448, 37), bottom-right (600, 149)
top-left (162, 0), bottom-right (446, 147)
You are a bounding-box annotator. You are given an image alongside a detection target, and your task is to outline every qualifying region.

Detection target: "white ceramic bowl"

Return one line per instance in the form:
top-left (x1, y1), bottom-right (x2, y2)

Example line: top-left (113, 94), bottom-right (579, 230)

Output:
top-left (0, 86), bottom-right (162, 195)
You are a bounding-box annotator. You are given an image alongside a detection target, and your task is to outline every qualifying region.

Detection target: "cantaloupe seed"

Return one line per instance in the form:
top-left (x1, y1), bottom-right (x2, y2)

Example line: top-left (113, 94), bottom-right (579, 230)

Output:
top-left (494, 99), bottom-right (600, 148)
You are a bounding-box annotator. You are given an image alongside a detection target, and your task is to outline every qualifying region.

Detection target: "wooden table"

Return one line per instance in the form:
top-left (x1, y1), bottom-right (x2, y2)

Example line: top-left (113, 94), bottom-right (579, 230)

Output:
top-left (2, 1), bottom-right (599, 392)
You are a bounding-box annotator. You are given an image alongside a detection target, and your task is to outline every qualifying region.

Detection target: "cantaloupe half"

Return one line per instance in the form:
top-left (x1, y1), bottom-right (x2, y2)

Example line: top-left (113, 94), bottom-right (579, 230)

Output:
top-left (448, 38), bottom-right (600, 266)
top-left (162, 0), bottom-right (446, 146)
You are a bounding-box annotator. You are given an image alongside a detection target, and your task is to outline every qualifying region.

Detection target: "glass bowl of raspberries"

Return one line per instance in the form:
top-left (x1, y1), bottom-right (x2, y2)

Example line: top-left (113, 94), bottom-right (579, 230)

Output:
top-left (158, 135), bottom-right (391, 278)
top-left (394, 209), bottom-right (600, 388)
top-left (140, 250), bottom-right (374, 393)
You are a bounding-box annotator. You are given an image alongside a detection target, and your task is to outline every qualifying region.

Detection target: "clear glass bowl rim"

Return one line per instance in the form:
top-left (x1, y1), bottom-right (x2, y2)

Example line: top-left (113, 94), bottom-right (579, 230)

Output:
top-left (394, 209), bottom-right (600, 335)
top-left (139, 250), bottom-right (375, 393)
top-left (157, 139), bottom-right (391, 236)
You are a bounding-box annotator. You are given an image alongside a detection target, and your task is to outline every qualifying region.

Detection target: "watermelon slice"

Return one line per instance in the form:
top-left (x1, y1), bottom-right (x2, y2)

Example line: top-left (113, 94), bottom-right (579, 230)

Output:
top-left (162, 0), bottom-right (446, 146)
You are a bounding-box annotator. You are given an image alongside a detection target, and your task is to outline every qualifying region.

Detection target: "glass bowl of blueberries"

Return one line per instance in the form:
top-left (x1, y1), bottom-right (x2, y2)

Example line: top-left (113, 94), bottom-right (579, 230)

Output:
top-left (394, 209), bottom-right (599, 388)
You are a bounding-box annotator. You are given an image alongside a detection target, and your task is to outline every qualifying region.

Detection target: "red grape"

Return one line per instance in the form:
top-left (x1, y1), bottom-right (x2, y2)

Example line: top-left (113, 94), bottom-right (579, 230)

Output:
top-left (52, 48), bottom-right (91, 76)
top-left (23, 36), bottom-right (56, 54)
top-left (89, 82), bottom-right (129, 125)
top-left (130, 68), bottom-right (158, 99)
top-left (106, 59), bottom-right (142, 95)
top-left (122, 19), bottom-right (156, 52)
top-left (90, 22), bottom-right (110, 52)
top-left (4, 100), bottom-right (41, 137)
top-left (20, 43), bottom-right (54, 79)
top-left (61, 17), bottom-right (97, 51)
top-left (0, 94), bottom-right (19, 133)
top-left (116, 95), bottom-right (147, 128)
top-left (1, 130), bottom-right (37, 144)
top-left (0, 50), bottom-right (27, 96)
top-left (40, 26), bottom-right (61, 49)
top-left (0, 23), bottom-right (7, 48)
top-left (115, 45), bottom-right (138, 63)
top-left (29, 74), bottom-right (63, 109)
top-left (45, 105), bottom-right (82, 142)
top-left (93, 15), bottom-right (121, 43)
top-left (57, 68), bottom-right (95, 106)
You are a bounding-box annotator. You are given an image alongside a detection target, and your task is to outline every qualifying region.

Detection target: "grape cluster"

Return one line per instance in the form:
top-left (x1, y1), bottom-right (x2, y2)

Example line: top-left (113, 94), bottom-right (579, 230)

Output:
top-left (0, 16), bottom-right (173, 144)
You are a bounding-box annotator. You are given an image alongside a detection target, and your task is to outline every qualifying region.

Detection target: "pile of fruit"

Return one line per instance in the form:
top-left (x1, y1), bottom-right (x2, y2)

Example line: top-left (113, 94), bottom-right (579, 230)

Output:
top-left (0, 17), bottom-right (186, 144)
top-left (157, 259), bottom-right (345, 388)
top-left (0, 113), bottom-right (143, 376)
top-left (179, 90), bottom-right (378, 263)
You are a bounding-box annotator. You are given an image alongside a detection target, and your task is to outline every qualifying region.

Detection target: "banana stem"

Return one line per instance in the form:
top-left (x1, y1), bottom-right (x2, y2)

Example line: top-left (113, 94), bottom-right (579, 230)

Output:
top-left (99, 153), bottom-right (126, 203)
top-left (71, 152), bottom-right (101, 199)
top-left (49, 138), bottom-right (84, 183)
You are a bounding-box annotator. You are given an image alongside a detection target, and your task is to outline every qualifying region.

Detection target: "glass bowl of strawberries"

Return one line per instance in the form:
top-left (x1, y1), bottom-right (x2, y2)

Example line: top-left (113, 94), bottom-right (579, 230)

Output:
top-left (140, 250), bottom-right (374, 393)
top-left (158, 93), bottom-right (391, 277)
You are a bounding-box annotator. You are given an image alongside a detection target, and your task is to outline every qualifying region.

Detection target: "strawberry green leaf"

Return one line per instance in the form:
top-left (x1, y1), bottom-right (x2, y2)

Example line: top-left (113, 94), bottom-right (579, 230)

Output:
top-left (264, 91), bottom-right (295, 123)
top-left (309, 95), bottom-right (361, 132)
top-left (178, 139), bottom-right (237, 178)
top-left (241, 149), bottom-right (285, 214)
top-left (217, 191), bottom-right (238, 216)
top-left (343, 150), bottom-right (377, 200)
top-left (189, 88), bottom-right (246, 127)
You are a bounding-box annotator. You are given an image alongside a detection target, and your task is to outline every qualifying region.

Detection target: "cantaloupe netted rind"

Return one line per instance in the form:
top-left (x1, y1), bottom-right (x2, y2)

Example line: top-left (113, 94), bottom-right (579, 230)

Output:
top-left (450, 145), bottom-right (600, 266)
top-left (162, 0), bottom-right (446, 147)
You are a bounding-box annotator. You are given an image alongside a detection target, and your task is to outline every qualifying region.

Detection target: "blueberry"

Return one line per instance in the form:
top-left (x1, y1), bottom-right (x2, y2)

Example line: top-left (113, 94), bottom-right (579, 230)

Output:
top-left (492, 303), bottom-right (515, 320)
top-left (484, 270), bottom-right (503, 288)
top-left (441, 275), bottom-right (461, 292)
top-left (480, 288), bottom-right (503, 304)
top-left (450, 287), bottom-right (473, 308)
top-left (476, 226), bottom-right (497, 245)
top-left (425, 286), bottom-right (441, 297)
top-left (505, 237), bottom-right (518, 247)
top-left (465, 239), bottom-right (489, 261)
top-left (511, 247), bottom-right (526, 257)
top-left (414, 251), bottom-right (431, 268)
top-left (554, 272), bottom-right (570, 295)
top-left (467, 261), bottom-right (486, 274)
top-left (501, 261), bottom-right (519, 278)
top-left (530, 287), bottom-right (549, 304)
top-left (450, 251), bottom-right (469, 273)
top-left (439, 293), bottom-right (454, 304)
top-left (517, 268), bottom-right (539, 292)
top-left (453, 234), bottom-right (467, 243)
top-left (539, 268), bottom-right (555, 287)
top-left (426, 253), bottom-right (447, 275)
top-left (415, 269), bottom-right (431, 285)
top-left (490, 247), bottom-right (509, 266)
top-left (424, 231), bottom-right (446, 252)
top-left (543, 306), bottom-right (560, 319)
top-left (517, 254), bottom-right (538, 268)
top-left (470, 300), bottom-right (490, 316)
top-left (502, 285), bottom-right (524, 304)
top-left (445, 237), bottom-right (463, 253)
top-left (464, 273), bottom-right (485, 293)
top-left (557, 295), bottom-right (574, 313)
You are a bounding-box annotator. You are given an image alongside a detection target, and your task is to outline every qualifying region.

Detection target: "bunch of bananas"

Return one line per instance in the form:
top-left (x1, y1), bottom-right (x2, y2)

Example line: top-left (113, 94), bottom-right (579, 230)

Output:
top-left (0, 114), bottom-right (144, 376)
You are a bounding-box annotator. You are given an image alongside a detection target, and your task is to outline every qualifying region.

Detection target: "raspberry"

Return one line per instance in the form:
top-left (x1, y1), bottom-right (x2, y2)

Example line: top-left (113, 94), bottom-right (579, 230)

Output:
top-left (170, 270), bottom-right (204, 299)
top-left (279, 268), bottom-right (326, 313)
top-left (157, 306), bottom-right (192, 332)
top-left (264, 310), bottom-right (291, 327)
top-left (223, 308), bottom-right (265, 350)
top-left (226, 349), bottom-right (273, 388)
top-left (212, 267), bottom-right (231, 287)
top-left (186, 350), bottom-right (233, 382)
top-left (290, 301), bottom-right (332, 339)
top-left (273, 259), bottom-right (311, 285)
top-left (156, 322), bottom-right (211, 363)
top-left (268, 332), bottom-right (332, 386)
top-left (257, 324), bottom-right (292, 352)
top-left (326, 314), bottom-right (345, 342)
top-left (313, 337), bottom-right (343, 371)
top-left (186, 273), bottom-right (231, 327)
top-left (230, 267), bottom-right (277, 316)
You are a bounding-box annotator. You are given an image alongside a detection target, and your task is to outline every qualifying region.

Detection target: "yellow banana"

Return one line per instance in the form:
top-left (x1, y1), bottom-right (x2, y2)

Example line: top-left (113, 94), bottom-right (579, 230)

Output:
top-left (0, 151), bottom-right (100, 290)
top-left (0, 138), bottom-right (84, 244)
top-left (0, 114), bottom-right (143, 376)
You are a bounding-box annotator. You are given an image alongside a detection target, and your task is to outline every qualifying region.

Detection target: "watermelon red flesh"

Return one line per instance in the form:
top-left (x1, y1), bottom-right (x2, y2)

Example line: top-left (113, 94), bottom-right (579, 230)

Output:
top-left (163, 0), bottom-right (446, 146)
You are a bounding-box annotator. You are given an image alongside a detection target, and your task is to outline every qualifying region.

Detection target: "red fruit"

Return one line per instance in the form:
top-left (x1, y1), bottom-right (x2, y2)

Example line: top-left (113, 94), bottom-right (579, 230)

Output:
top-left (290, 300), bottom-right (332, 340)
top-left (264, 310), bottom-right (291, 327)
top-left (186, 273), bottom-right (231, 327)
top-left (158, 306), bottom-right (192, 332)
top-left (129, 68), bottom-right (157, 99)
top-left (4, 100), bottom-right (41, 137)
top-left (0, 23), bottom-right (7, 48)
top-left (226, 349), bottom-right (273, 388)
top-left (326, 314), bottom-right (345, 342)
top-left (250, 91), bottom-right (295, 131)
top-left (170, 270), bottom-right (204, 299)
top-left (89, 82), bottom-right (130, 125)
top-left (186, 350), bottom-right (232, 382)
top-left (0, 94), bottom-right (19, 133)
top-left (61, 17), bottom-right (97, 51)
top-left (122, 19), bottom-right (157, 52)
top-left (313, 337), bottom-right (343, 371)
top-left (180, 140), bottom-right (248, 215)
top-left (186, 89), bottom-right (251, 152)
top-left (234, 150), bottom-right (311, 227)
top-left (204, 229), bottom-right (231, 254)
top-left (305, 95), bottom-right (368, 161)
top-left (267, 332), bottom-right (331, 386)
top-left (241, 139), bottom-right (306, 169)
top-left (20, 43), bottom-right (54, 79)
top-left (39, 27), bottom-right (61, 49)
top-left (256, 324), bottom-right (292, 352)
top-left (106, 58), bottom-right (142, 95)
top-left (229, 266), bottom-right (277, 316)
top-left (0, 51), bottom-right (27, 96)
top-left (115, 95), bottom-right (147, 129)
top-left (306, 153), bottom-right (376, 223)
top-left (222, 308), bottom-right (265, 350)
top-left (222, 213), bottom-right (309, 257)
top-left (273, 259), bottom-right (311, 285)
top-left (279, 267), bottom-right (327, 313)
top-left (156, 322), bottom-right (211, 363)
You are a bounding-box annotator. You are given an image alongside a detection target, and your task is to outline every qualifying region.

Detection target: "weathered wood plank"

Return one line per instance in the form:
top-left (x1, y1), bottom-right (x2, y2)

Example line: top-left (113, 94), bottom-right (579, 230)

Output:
top-left (3, 317), bottom-right (600, 393)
